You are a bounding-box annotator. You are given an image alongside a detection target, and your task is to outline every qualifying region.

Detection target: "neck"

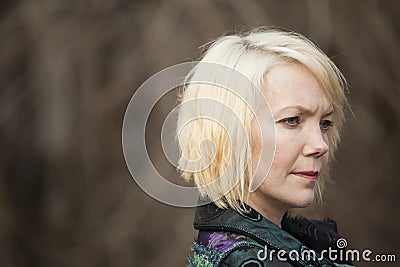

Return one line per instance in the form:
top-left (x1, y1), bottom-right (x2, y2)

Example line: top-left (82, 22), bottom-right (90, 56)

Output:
top-left (245, 193), bottom-right (289, 228)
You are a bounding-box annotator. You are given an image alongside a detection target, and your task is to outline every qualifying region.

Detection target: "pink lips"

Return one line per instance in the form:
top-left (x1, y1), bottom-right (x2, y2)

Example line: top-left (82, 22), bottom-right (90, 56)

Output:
top-left (292, 171), bottom-right (319, 181)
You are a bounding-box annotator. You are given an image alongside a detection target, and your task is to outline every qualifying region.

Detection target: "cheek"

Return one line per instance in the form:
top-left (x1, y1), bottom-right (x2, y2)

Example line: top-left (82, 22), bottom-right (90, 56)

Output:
top-left (265, 147), bottom-right (295, 183)
top-left (271, 135), bottom-right (301, 172)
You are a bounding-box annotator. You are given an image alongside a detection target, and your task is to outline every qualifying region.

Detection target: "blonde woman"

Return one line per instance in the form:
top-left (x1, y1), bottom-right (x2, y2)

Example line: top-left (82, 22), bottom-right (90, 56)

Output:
top-left (177, 28), bottom-right (353, 267)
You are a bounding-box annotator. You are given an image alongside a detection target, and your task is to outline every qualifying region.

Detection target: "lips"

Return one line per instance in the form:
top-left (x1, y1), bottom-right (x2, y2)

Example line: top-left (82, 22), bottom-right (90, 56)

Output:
top-left (292, 171), bottom-right (319, 181)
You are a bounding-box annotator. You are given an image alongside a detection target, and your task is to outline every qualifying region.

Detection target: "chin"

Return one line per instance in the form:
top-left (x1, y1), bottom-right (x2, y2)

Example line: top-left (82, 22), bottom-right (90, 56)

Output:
top-left (295, 200), bottom-right (313, 208)
top-left (292, 192), bottom-right (314, 208)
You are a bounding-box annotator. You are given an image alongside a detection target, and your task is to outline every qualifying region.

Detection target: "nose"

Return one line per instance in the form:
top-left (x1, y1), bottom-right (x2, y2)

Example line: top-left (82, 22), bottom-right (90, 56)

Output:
top-left (302, 126), bottom-right (329, 158)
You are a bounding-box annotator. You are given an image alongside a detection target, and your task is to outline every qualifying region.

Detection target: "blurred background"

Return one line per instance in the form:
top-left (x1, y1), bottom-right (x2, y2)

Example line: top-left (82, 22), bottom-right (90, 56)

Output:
top-left (0, 0), bottom-right (399, 266)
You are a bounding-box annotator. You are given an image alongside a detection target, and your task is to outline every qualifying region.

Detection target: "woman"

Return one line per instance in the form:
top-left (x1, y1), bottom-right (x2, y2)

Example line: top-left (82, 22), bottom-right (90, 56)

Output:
top-left (177, 28), bottom-right (352, 267)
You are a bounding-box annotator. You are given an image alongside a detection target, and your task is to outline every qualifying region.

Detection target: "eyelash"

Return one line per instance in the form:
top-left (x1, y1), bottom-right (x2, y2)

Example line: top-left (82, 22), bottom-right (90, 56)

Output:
top-left (279, 116), bottom-right (333, 132)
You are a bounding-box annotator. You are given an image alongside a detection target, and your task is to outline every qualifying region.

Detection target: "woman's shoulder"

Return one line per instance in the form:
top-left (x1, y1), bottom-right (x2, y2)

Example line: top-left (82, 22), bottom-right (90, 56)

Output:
top-left (189, 202), bottom-right (354, 266)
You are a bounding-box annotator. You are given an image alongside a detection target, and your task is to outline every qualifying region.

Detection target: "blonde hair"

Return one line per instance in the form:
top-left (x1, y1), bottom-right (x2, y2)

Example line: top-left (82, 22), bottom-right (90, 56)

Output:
top-left (176, 28), bottom-right (348, 213)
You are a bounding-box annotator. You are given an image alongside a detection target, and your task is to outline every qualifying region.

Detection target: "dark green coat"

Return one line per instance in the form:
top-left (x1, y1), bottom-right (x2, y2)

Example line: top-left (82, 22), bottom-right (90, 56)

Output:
top-left (187, 202), bottom-right (354, 267)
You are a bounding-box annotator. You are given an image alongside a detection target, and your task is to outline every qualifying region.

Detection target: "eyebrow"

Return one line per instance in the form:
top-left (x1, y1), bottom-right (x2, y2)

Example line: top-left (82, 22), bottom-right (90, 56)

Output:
top-left (275, 105), bottom-right (334, 117)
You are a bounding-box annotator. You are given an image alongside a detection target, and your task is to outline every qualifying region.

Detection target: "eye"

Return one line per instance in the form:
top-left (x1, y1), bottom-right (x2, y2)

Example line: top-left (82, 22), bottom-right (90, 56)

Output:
top-left (279, 116), bottom-right (300, 127)
top-left (320, 120), bottom-right (333, 132)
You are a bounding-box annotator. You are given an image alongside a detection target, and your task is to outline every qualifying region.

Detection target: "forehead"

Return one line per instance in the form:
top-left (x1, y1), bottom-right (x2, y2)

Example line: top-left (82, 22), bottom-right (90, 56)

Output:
top-left (262, 63), bottom-right (332, 112)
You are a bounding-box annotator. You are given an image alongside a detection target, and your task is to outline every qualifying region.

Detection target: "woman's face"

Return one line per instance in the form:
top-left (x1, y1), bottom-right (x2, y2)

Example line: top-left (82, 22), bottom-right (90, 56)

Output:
top-left (251, 63), bottom-right (333, 210)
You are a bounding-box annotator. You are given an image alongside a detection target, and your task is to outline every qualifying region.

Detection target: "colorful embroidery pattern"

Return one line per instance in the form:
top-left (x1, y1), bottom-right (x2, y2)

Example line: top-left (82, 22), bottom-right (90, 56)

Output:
top-left (187, 231), bottom-right (260, 267)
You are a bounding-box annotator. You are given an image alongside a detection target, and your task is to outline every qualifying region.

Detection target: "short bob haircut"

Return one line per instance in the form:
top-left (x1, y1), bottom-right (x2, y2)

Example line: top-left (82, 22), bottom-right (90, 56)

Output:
top-left (176, 28), bottom-right (348, 213)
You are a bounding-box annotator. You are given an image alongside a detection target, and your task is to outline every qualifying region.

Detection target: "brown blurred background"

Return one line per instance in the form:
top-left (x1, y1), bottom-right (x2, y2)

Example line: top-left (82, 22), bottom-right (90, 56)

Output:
top-left (0, 0), bottom-right (399, 266)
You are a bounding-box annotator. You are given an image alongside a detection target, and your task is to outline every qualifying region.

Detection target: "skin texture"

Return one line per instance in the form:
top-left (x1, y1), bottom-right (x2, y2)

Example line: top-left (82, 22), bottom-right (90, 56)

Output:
top-left (247, 63), bottom-right (333, 227)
